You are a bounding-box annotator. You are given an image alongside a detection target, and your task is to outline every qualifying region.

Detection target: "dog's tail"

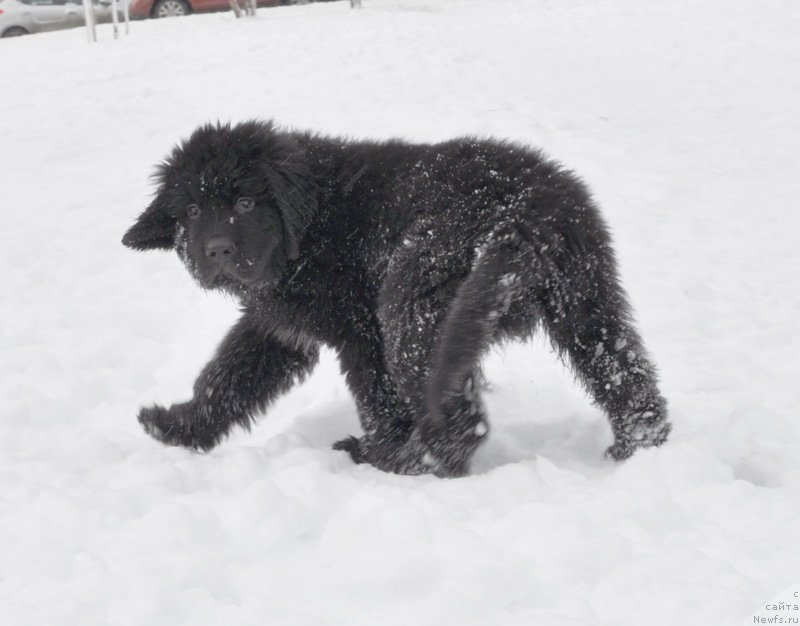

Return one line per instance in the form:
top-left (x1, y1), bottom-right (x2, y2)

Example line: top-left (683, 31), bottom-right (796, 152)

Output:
top-left (424, 243), bottom-right (523, 428)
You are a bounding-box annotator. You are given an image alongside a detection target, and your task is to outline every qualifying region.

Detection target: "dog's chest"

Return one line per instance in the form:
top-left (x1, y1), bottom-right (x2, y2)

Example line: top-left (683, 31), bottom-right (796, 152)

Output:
top-left (246, 280), bottom-right (352, 350)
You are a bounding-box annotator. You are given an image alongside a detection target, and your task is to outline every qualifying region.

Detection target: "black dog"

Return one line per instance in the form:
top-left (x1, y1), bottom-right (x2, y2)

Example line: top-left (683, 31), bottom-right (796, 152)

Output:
top-left (123, 120), bottom-right (670, 477)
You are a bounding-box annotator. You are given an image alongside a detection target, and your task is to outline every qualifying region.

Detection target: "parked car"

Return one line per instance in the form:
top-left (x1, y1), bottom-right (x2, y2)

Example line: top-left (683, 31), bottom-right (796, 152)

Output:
top-left (0, 0), bottom-right (122, 37)
top-left (129, 0), bottom-right (287, 19)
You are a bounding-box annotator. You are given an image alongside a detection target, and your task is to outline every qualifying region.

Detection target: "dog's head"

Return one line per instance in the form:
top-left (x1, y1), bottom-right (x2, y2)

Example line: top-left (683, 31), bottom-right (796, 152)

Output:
top-left (122, 121), bottom-right (317, 291)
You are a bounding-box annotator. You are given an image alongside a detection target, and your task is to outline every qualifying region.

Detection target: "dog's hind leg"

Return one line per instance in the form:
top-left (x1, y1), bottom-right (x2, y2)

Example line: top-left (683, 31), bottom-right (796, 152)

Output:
top-left (372, 240), bottom-right (522, 476)
top-left (418, 212), bottom-right (669, 465)
top-left (417, 241), bottom-right (529, 473)
top-left (335, 283), bottom-right (469, 476)
top-left (533, 223), bottom-right (671, 460)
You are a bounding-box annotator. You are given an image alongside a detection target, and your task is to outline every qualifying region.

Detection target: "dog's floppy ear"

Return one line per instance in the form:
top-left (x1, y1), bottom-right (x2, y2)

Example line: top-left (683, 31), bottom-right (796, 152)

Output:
top-left (122, 195), bottom-right (176, 251)
top-left (275, 184), bottom-right (315, 261)
top-left (262, 142), bottom-right (318, 261)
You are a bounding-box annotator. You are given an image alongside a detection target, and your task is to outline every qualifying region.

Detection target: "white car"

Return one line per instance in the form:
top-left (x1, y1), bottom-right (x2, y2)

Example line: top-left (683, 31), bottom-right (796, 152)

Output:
top-left (0, 0), bottom-right (122, 38)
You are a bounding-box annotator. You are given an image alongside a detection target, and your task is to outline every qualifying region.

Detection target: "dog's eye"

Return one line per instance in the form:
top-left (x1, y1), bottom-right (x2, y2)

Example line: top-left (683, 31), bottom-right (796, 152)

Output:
top-left (187, 204), bottom-right (201, 219)
top-left (235, 197), bottom-right (255, 213)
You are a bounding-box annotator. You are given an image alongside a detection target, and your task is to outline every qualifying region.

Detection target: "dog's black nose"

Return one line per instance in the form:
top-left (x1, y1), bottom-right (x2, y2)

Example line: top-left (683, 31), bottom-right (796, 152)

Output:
top-left (205, 236), bottom-right (237, 260)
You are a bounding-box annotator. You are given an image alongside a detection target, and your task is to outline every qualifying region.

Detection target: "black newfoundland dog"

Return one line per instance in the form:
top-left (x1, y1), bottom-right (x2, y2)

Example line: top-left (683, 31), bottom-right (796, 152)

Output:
top-left (123, 120), bottom-right (670, 477)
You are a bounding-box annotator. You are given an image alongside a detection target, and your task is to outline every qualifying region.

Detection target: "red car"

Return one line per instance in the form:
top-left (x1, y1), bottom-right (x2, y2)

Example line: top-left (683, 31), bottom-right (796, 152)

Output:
top-left (129, 0), bottom-right (288, 19)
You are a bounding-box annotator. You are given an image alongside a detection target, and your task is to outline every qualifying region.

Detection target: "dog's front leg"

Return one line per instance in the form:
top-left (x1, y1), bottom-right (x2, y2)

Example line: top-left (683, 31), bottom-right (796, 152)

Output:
top-left (137, 314), bottom-right (319, 451)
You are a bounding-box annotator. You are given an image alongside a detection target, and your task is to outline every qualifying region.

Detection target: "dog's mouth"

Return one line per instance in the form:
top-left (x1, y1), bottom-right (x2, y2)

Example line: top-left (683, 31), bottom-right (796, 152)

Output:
top-left (205, 255), bottom-right (272, 289)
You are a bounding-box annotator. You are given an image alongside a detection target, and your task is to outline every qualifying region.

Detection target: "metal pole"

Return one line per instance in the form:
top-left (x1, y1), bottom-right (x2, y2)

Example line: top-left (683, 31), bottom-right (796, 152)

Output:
top-left (111, 0), bottom-right (119, 39)
top-left (83, 0), bottom-right (97, 43)
top-left (123, 0), bottom-right (130, 35)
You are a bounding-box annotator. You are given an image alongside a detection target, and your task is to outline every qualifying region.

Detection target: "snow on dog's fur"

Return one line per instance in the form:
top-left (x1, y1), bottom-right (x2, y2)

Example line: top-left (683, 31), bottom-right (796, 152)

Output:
top-left (122, 120), bottom-right (670, 476)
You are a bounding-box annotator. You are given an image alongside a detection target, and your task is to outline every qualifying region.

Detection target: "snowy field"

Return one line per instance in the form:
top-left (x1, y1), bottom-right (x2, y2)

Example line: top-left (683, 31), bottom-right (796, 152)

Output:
top-left (2, 0), bottom-right (800, 624)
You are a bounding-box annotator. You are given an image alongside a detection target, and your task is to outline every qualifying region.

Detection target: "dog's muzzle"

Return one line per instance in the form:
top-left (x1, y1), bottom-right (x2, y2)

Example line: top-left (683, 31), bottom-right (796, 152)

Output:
top-left (204, 235), bottom-right (267, 287)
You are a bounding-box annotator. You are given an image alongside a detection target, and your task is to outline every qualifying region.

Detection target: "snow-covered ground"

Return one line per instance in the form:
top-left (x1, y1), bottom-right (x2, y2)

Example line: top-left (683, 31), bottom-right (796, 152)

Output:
top-left (2, 0), bottom-right (799, 624)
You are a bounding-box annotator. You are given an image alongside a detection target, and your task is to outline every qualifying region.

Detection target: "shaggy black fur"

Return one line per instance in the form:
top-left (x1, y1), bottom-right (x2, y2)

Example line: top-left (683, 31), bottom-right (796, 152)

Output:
top-left (123, 120), bottom-right (670, 477)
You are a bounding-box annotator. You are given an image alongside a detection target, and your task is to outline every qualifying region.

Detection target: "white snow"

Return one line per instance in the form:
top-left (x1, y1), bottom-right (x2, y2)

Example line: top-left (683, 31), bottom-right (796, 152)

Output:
top-left (2, 1), bottom-right (800, 624)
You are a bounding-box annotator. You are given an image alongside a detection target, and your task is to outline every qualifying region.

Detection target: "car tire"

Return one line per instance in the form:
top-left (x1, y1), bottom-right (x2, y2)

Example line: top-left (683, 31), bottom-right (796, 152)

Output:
top-left (1, 26), bottom-right (30, 37)
top-left (152, 0), bottom-right (190, 17)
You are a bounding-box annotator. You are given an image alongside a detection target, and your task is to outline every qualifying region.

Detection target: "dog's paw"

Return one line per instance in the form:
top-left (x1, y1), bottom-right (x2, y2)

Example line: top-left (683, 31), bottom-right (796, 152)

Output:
top-left (606, 415), bottom-right (672, 461)
top-left (137, 403), bottom-right (216, 451)
top-left (137, 404), bottom-right (175, 443)
top-left (332, 436), bottom-right (365, 464)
